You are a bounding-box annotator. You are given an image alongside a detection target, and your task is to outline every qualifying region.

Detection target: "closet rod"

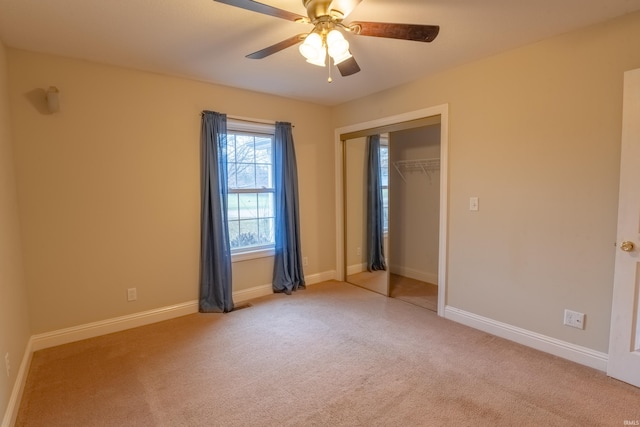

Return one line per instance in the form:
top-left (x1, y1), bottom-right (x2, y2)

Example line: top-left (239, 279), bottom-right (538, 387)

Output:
top-left (393, 158), bottom-right (440, 183)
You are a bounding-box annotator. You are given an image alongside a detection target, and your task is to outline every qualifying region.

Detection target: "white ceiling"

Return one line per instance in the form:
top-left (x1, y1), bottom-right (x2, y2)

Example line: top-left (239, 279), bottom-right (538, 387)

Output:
top-left (1, 0), bottom-right (639, 106)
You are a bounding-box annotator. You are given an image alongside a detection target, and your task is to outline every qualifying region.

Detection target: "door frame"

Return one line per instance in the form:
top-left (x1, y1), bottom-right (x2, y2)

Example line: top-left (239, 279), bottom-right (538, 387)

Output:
top-left (334, 104), bottom-right (449, 315)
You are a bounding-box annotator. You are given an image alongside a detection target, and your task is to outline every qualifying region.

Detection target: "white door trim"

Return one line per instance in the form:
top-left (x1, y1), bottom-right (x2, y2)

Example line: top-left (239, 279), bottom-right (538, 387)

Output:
top-left (334, 104), bottom-right (449, 315)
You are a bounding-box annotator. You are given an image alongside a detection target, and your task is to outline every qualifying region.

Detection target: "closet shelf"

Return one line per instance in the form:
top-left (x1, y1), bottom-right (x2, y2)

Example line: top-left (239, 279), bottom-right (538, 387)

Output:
top-left (393, 158), bottom-right (440, 183)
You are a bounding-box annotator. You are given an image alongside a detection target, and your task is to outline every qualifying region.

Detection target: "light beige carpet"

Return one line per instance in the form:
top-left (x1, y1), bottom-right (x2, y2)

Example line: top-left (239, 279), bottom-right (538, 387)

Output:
top-left (16, 281), bottom-right (640, 426)
top-left (389, 274), bottom-right (438, 312)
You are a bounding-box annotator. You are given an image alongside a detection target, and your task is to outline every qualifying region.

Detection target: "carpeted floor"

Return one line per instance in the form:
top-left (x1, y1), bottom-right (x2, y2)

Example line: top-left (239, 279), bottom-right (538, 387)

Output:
top-left (16, 281), bottom-right (640, 426)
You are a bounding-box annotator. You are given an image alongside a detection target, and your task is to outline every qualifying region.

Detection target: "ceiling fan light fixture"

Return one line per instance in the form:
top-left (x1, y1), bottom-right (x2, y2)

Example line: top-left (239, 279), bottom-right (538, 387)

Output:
top-left (326, 29), bottom-right (349, 58)
top-left (215, 0), bottom-right (441, 79)
top-left (306, 52), bottom-right (327, 67)
top-left (330, 49), bottom-right (352, 65)
top-left (299, 32), bottom-right (323, 60)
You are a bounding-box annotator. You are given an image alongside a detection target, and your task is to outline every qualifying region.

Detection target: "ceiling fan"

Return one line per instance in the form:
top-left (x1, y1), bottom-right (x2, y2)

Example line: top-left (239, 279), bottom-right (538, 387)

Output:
top-left (214, 0), bottom-right (439, 79)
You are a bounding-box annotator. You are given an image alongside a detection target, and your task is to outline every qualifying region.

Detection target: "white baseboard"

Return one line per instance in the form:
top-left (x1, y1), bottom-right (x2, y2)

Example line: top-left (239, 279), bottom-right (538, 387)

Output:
top-left (346, 263), bottom-right (366, 276)
top-left (31, 269), bottom-right (338, 352)
top-left (233, 284), bottom-right (272, 303)
top-left (444, 306), bottom-right (608, 371)
top-left (389, 265), bottom-right (438, 284)
top-left (1, 340), bottom-right (33, 427)
top-left (307, 270), bottom-right (337, 284)
top-left (31, 300), bottom-right (200, 352)
top-left (234, 269), bottom-right (337, 302)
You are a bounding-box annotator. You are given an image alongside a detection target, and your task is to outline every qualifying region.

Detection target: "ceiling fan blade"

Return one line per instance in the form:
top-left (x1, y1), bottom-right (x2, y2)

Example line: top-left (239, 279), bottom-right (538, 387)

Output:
top-left (348, 22), bottom-right (440, 42)
top-left (214, 0), bottom-right (307, 22)
top-left (336, 55), bottom-right (360, 76)
top-left (246, 34), bottom-right (306, 59)
top-left (329, 0), bottom-right (363, 18)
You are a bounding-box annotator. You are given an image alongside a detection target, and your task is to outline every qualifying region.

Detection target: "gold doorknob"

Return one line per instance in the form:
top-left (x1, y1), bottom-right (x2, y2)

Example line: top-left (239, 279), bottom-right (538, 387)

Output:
top-left (621, 241), bottom-right (635, 252)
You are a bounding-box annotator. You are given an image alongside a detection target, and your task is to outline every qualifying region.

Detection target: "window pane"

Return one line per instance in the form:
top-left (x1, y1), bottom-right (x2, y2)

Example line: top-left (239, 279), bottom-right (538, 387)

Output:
top-left (255, 137), bottom-right (272, 164)
top-left (227, 162), bottom-right (237, 189)
top-left (256, 165), bottom-right (272, 189)
top-left (227, 193), bottom-right (240, 220)
top-left (380, 146), bottom-right (389, 187)
top-left (238, 219), bottom-right (259, 247)
top-left (258, 218), bottom-right (274, 244)
top-left (257, 193), bottom-right (274, 217)
top-left (235, 135), bottom-right (255, 163)
top-left (236, 163), bottom-right (256, 188)
top-left (382, 188), bottom-right (389, 231)
top-left (238, 193), bottom-right (258, 219)
top-left (228, 221), bottom-right (240, 249)
top-left (227, 135), bottom-right (236, 163)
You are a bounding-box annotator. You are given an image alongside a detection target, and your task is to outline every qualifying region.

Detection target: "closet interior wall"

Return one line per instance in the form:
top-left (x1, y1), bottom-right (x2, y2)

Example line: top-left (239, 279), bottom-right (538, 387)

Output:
top-left (389, 125), bottom-right (441, 285)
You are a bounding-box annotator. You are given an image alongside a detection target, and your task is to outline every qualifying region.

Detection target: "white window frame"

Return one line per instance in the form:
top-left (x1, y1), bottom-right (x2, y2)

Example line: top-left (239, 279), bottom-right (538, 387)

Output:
top-left (226, 119), bottom-right (276, 262)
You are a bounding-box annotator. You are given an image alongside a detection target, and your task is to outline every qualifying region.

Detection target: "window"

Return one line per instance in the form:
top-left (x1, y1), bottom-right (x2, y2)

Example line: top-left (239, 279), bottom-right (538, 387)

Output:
top-left (380, 140), bottom-right (389, 232)
top-left (226, 120), bottom-right (275, 256)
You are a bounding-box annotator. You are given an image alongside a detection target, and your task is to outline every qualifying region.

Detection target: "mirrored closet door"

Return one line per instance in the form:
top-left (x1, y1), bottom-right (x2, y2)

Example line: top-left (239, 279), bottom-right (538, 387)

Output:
top-left (342, 116), bottom-right (442, 311)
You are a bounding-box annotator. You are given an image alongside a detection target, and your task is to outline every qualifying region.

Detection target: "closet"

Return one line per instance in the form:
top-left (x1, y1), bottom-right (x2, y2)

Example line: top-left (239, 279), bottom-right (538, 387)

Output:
top-left (388, 125), bottom-right (440, 312)
top-left (342, 119), bottom-right (441, 312)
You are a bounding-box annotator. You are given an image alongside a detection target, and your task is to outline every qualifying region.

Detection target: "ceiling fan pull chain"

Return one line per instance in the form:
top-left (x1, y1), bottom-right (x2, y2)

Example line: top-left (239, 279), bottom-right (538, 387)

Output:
top-left (328, 58), bottom-right (333, 83)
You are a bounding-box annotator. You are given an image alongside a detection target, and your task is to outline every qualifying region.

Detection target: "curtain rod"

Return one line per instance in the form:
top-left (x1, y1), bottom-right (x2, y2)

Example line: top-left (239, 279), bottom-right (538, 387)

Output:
top-left (228, 114), bottom-right (275, 125)
top-left (229, 115), bottom-right (295, 128)
top-left (201, 112), bottom-right (293, 127)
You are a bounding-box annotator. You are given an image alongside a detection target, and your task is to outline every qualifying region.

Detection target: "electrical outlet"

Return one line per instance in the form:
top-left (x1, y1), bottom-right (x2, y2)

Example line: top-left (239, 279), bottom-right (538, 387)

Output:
top-left (127, 288), bottom-right (137, 302)
top-left (356, 247), bottom-right (361, 256)
top-left (5, 352), bottom-right (10, 378)
top-left (303, 257), bottom-right (308, 267)
top-left (564, 309), bottom-right (585, 329)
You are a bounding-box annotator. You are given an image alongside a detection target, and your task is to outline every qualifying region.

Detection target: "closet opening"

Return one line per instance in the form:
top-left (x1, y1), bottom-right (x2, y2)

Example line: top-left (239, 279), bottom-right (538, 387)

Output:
top-left (335, 105), bottom-right (448, 315)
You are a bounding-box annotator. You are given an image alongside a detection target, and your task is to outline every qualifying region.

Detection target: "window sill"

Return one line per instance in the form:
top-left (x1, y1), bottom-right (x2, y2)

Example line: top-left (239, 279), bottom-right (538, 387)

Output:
top-left (231, 247), bottom-right (275, 263)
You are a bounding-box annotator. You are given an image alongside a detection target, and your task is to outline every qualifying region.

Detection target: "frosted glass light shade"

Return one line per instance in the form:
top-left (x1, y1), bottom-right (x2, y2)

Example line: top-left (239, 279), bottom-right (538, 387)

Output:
top-left (299, 33), bottom-right (323, 60)
top-left (306, 48), bottom-right (327, 67)
top-left (327, 30), bottom-right (349, 58)
top-left (330, 49), bottom-right (352, 65)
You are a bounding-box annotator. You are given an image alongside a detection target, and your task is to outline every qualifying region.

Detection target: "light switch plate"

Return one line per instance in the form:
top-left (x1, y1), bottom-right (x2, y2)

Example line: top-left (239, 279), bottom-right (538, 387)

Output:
top-left (469, 197), bottom-right (479, 211)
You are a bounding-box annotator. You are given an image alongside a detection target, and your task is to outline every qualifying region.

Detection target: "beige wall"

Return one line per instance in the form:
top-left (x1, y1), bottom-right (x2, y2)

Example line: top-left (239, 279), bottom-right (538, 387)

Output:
top-left (7, 50), bottom-right (335, 334)
top-left (0, 40), bottom-right (30, 420)
top-left (389, 126), bottom-right (440, 283)
top-left (333, 12), bottom-right (640, 352)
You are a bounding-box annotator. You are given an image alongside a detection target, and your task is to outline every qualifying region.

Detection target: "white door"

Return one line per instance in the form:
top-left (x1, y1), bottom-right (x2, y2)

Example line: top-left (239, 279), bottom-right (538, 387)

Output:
top-left (608, 68), bottom-right (640, 387)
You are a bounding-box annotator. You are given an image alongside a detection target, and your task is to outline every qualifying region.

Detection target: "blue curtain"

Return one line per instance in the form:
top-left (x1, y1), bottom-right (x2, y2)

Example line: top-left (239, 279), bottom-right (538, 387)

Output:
top-left (199, 111), bottom-right (234, 313)
top-left (273, 122), bottom-right (305, 294)
top-left (367, 135), bottom-right (386, 271)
